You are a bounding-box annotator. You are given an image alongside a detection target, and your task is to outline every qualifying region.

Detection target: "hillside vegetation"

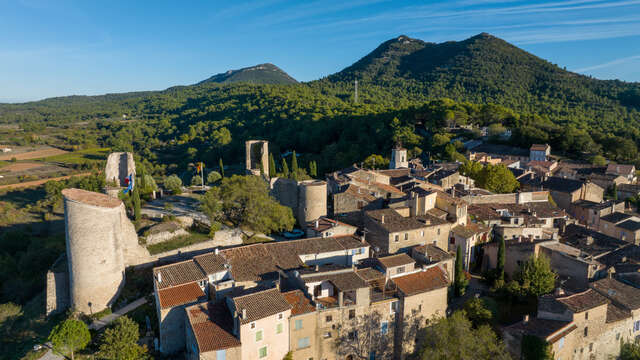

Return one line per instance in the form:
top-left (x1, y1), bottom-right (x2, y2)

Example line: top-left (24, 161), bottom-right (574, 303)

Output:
top-left (0, 33), bottom-right (639, 173)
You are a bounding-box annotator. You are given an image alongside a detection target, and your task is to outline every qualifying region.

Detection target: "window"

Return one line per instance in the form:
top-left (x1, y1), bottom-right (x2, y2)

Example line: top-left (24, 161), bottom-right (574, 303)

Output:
top-left (256, 330), bottom-right (263, 342)
top-left (295, 319), bottom-right (303, 330)
top-left (589, 343), bottom-right (593, 352)
top-left (585, 312), bottom-right (588, 320)
top-left (298, 337), bottom-right (311, 349)
top-left (557, 337), bottom-right (564, 349)
top-left (216, 350), bottom-right (226, 360)
top-left (326, 315), bottom-right (332, 322)
top-left (381, 321), bottom-right (389, 335)
top-left (348, 331), bottom-right (357, 340)
top-left (450, 237), bottom-right (455, 244)
top-left (258, 346), bottom-right (267, 358)
top-left (349, 309), bottom-right (356, 319)
top-left (438, 229), bottom-right (441, 235)
top-left (421, 231), bottom-right (424, 237)
top-left (278, 313), bottom-right (283, 320)
top-left (250, 322), bottom-right (256, 329)
top-left (404, 233), bottom-right (408, 240)
top-left (397, 266), bottom-right (405, 274)
top-left (323, 331), bottom-right (332, 338)
top-left (394, 235), bottom-right (399, 242)
top-left (418, 304), bottom-right (422, 312)
top-left (617, 333), bottom-right (621, 340)
top-left (276, 323), bottom-right (283, 334)
top-left (314, 285), bottom-right (321, 297)
top-left (584, 327), bottom-right (588, 337)
top-left (634, 320), bottom-right (640, 332)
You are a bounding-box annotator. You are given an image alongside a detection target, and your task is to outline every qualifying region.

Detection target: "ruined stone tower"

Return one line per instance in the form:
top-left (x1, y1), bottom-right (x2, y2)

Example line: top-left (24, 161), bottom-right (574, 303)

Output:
top-left (245, 140), bottom-right (269, 176)
top-left (390, 146), bottom-right (408, 169)
top-left (62, 188), bottom-right (138, 314)
top-left (105, 152), bottom-right (136, 187)
top-left (297, 180), bottom-right (327, 225)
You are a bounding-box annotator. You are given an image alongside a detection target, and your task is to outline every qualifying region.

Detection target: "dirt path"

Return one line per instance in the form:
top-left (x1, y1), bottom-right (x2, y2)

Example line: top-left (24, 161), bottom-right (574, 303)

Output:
top-left (0, 172), bottom-right (92, 190)
top-left (0, 148), bottom-right (67, 161)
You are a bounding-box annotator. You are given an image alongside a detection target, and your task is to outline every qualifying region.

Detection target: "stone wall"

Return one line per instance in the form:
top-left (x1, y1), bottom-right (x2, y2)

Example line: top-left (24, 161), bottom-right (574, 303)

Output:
top-left (105, 152), bottom-right (135, 187)
top-left (45, 270), bottom-right (69, 317)
top-left (144, 228), bottom-right (189, 246)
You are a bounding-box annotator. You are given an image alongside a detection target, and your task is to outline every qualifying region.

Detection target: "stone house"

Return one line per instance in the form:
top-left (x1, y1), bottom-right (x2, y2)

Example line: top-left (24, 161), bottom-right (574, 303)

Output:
top-left (504, 284), bottom-right (636, 360)
top-left (363, 208), bottom-right (452, 255)
top-left (154, 260), bottom-right (209, 355)
top-left (483, 239), bottom-right (543, 279)
top-left (305, 217), bottom-right (358, 238)
top-left (331, 184), bottom-right (384, 216)
top-left (410, 244), bottom-right (455, 283)
top-left (569, 199), bottom-right (625, 229)
top-left (598, 212), bottom-right (640, 244)
top-left (606, 163), bottom-right (637, 183)
top-left (521, 176), bottom-right (604, 213)
top-left (376, 253), bottom-right (416, 278)
top-left (185, 301), bottom-right (241, 360)
top-left (617, 184), bottom-right (640, 200)
top-left (449, 222), bottom-right (490, 270)
top-left (227, 288), bottom-right (292, 360)
top-left (529, 144), bottom-right (551, 161)
top-left (282, 290), bottom-right (317, 360)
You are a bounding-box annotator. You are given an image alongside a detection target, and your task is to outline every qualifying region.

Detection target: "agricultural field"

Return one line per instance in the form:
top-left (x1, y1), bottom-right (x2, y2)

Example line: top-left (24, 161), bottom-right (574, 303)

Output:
top-left (0, 146), bottom-right (68, 161)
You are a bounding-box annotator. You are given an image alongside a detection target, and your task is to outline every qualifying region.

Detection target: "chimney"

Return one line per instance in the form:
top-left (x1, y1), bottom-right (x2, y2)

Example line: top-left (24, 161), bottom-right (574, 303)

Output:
top-left (157, 272), bottom-right (162, 283)
top-left (360, 234), bottom-right (366, 244)
top-left (585, 236), bottom-right (594, 245)
top-left (242, 308), bottom-right (247, 319)
top-left (554, 287), bottom-right (565, 296)
top-left (381, 215), bottom-right (385, 224)
top-left (215, 248), bottom-right (219, 255)
top-left (315, 220), bottom-right (319, 228)
top-left (523, 315), bottom-right (529, 324)
top-left (315, 264), bottom-right (320, 272)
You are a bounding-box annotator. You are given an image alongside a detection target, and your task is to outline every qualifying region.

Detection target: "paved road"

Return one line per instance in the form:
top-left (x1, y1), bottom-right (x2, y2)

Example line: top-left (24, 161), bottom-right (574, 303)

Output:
top-left (39, 349), bottom-right (63, 360)
top-left (89, 297), bottom-right (148, 330)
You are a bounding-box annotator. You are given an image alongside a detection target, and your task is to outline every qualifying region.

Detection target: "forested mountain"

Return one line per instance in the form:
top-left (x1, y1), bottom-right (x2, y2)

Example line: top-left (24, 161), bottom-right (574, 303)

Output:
top-left (1, 33), bottom-right (640, 173)
top-left (197, 63), bottom-right (297, 85)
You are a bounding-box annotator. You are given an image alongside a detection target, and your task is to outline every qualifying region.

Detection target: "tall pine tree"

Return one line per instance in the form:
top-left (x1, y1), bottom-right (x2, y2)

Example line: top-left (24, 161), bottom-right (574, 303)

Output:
top-left (132, 187), bottom-right (141, 222)
top-left (309, 160), bottom-right (317, 178)
top-left (219, 158), bottom-right (225, 178)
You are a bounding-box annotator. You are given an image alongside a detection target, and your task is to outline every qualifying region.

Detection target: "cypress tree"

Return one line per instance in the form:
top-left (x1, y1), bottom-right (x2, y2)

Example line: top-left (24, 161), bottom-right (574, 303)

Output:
top-left (219, 158), bottom-right (225, 178)
top-left (309, 160), bottom-right (317, 178)
top-left (269, 153), bottom-right (276, 178)
top-left (291, 151), bottom-right (299, 179)
top-left (132, 187), bottom-right (141, 222)
top-left (454, 245), bottom-right (468, 297)
top-left (281, 158), bottom-right (290, 178)
top-left (497, 235), bottom-right (505, 281)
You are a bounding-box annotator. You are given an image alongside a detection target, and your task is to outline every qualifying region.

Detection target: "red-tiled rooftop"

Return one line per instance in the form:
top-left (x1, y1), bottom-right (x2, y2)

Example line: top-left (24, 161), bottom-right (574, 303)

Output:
top-left (157, 282), bottom-right (205, 309)
top-left (378, 253), bottom-right (415, 269)
top-left (282, 290), bottom-right (315, 316)
top-left (507, 318), bottom-right (575, 341)
top-left (62, 188), bottom-right (122, 208)
top-left (557, 289), bottom-right (609, 313)
top-left (153, 259), bottom-right (206, 289)
top-left (392, 266), bottom-right (448, 296)
top-left (232, 288), bottom-right (291, 325)
top-left (187, 302), bottom-right (241, 353)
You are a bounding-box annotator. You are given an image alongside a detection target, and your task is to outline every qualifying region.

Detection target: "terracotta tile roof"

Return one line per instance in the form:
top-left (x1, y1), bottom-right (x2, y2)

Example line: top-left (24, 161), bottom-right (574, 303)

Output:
top-left (157, 282), bottom-right (205, 309)
top-left (366, 208), bottom-right (429, 233)
top-left (591, 278), bottom-right (640, 310)
top-left (232, 288), bottom-right (291, 325)
top-left (306, 217), bottom-right (356, 233)
top-left (506, 318), bottom-right (574, 341)
top-left (601, 212), bottom-right (633, 224)
top-left (186, 302), bottom-right (240, 353)
top-left (303, 270), bottom-right (368, 291)
top-left (530, 144), bottom-right (550, 151)
top-left (343, 184), bottom-right (377, 202)
top-left (62, 188), bottom-right (122, 208)
top-left (282, 290), bottom-right (315, 316)
top-left (607, 163), bottom-right (635, 176)
top-left (393, 266), bottom-right (448, 296)
top-left (412, 244), bottom-right (453, 263)
top-left (557, 289), bottom-right (609, 313)
top-left (451, 222), bottom-right (490, 239)
top-left (356, 267), bottom-right (385, 282)
top-left (194, 252), bottom-right (228, 274)
top-left (378, 254), bottom-right (415, 269)
top-left (153, 260), bottom-right (206, 289)
top-left (220, 244), bottom-right (282, 282)
top-left (606, 303), bottom-right (631, 323)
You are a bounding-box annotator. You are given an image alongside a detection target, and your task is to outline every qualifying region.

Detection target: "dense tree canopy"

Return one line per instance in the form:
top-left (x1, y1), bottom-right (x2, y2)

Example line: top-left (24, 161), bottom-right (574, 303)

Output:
top-left (48, 318), bottom-right (90, 360)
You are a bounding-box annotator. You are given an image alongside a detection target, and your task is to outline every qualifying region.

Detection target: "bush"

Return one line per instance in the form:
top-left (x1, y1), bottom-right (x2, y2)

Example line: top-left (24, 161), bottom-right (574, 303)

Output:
top-left (164, 175), bottom-right (182, 194)
top-left (191, 174), bottom-right (203, 187)
top-left (207, 171), bottom-right (222, 184)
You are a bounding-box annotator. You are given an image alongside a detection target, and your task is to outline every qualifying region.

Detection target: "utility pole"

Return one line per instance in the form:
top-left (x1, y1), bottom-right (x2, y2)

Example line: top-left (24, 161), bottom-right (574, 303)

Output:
top-left (354, 79), bottom-right (358, 104)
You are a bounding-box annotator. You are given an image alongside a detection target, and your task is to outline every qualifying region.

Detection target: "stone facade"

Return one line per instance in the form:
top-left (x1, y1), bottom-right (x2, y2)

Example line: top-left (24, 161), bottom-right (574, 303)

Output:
top-left (245, 140), bottom-right (269, 176)
top-left (105, 152), bottom-right (135, 187)
top-left (270, 178), bottom-right (328, 226)
top-left (45, 270), bottom-right (69, 317)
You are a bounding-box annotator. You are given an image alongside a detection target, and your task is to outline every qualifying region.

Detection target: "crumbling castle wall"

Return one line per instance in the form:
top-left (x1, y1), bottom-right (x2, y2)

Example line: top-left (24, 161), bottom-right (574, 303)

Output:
top-left (105, 152), bottom-right (136, 187)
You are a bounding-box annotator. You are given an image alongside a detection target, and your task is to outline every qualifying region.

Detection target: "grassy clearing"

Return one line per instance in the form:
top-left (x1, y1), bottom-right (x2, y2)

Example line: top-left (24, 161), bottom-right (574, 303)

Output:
top-left (146, 231), bottom-right (211, 255)
top-left (37, 147), bottom-right (111, 165)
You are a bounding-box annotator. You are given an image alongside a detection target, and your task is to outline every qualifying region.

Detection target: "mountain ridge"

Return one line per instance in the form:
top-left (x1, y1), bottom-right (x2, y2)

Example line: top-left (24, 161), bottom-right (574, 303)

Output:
top-left (197, 63), bottom-right (297, 85)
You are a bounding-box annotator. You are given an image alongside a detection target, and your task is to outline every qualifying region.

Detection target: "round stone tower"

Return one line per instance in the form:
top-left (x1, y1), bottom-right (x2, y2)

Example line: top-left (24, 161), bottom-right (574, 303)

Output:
top-left (297, 180), bottom-right (327, 224)
top-left (62, 188), bottom-right (129, 314)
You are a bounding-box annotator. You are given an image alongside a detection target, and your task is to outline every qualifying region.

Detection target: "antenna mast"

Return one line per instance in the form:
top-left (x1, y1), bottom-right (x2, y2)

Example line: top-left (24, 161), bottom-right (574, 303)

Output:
top-left (354, 79), bottom-right (358, 104)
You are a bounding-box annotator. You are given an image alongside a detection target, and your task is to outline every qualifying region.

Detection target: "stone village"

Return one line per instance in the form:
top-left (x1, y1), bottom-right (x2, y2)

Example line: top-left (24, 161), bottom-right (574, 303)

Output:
top-left (45, 139), bottom-right (640, 360)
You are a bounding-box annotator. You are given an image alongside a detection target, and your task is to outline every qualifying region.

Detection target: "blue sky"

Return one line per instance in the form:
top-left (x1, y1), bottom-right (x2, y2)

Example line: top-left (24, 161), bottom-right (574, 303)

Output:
top-left (2, 0), bottom-right (640, 103)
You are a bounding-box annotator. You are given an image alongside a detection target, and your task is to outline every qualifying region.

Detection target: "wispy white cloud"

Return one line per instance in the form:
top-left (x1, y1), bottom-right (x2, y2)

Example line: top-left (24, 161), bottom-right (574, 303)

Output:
top-left (575, 54), bottom-right (640, 72)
